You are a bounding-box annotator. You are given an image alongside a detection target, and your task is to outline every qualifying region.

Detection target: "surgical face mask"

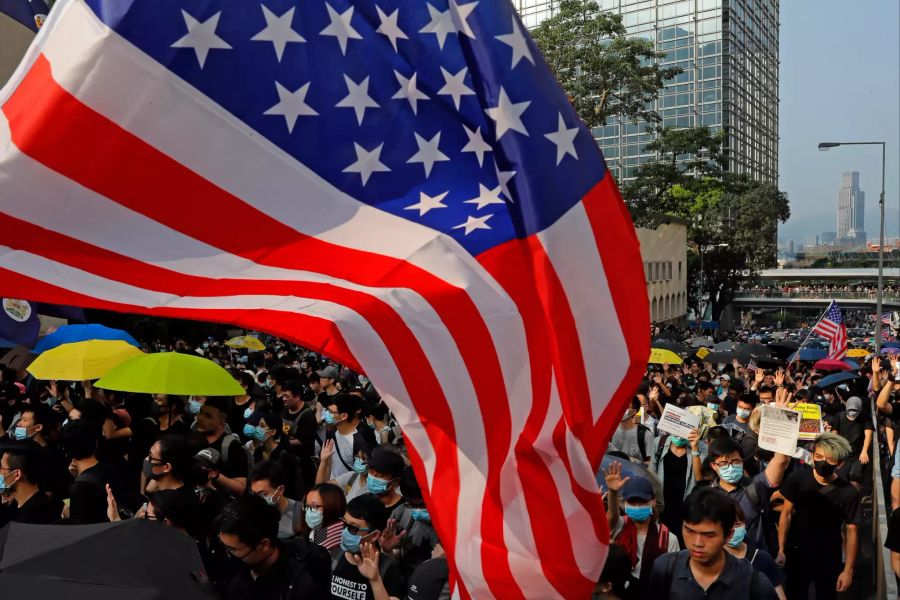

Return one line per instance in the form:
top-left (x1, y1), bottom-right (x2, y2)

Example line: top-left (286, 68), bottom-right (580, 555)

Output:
top-left (340, 527), bottom-right (362, 553)
top-left (243, 406), bottom-right (253, 420)
top-left (409, 508), bottom-right (431, 523)
top-left (814, 459), bottom-right (837, 478)
top-left (305, 507), bottom-right (324, 529)
top-left (707, 402), bottom-right (720, 411)
top-left (717, 464), bottom-right (744, 484)
top-left (243, 424), bottom-right (267, 442)
top-left (623, 503), bottom-right (653, 522)
top-left (13, 426), bottom-right (31, 441)
top-left (727, 525), bottom-right (747, 548)
top-left (43, 396), bottom-right (58, 408)
top-left (260, 492), bottom-right (277, 506)
top-left (188, 399), bottom-right (202, 415)
top-left (366, 475), bottom-right (390, 495)
top-left (736, 408), bottom-right (751, 420)
top-left (0, 471), bottom-right (15, 492)
top-left (352, 457), bottom-right (368, 475)
top-left (670, 436), bottom-right (689, 447)
top-left (713, 379), bottom-right (721, 386)
top-left (323, 411), bottom-right (336, 425)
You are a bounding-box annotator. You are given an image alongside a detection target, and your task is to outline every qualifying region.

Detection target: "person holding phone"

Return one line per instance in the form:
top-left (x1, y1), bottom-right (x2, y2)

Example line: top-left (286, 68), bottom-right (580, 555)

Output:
top-left (331, 493), bottom-right (406, 600)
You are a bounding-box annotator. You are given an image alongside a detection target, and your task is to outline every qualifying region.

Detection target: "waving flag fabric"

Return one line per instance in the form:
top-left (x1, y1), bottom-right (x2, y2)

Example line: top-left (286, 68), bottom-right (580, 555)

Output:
top-left (813, 301), bottom-right (848, 359)
top-left (0, 1), bottom-right (649, 596)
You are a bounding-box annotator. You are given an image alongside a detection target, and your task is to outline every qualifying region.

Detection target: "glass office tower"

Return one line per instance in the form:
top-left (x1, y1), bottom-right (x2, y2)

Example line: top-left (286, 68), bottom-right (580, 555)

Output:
top-left (513, 0), bottom-right (779, 184)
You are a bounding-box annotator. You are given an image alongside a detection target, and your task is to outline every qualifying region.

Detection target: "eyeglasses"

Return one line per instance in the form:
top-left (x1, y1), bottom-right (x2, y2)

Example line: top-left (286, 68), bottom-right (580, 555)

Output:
top-left (223, 544), bottom-right (254, 559)
top-left (342, 521), bottom-right (372, 536)
top-left (304, 503), bottom-right (324, 511)
top-left (713, 459), bottom-right (744, 468)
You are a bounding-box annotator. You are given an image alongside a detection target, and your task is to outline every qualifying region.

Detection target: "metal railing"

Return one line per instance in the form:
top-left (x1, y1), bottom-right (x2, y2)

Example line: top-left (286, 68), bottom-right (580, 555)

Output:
top-left (735, 290), bottom-right (900, 302)
top-left (874, 398), bottom-right (899, 600)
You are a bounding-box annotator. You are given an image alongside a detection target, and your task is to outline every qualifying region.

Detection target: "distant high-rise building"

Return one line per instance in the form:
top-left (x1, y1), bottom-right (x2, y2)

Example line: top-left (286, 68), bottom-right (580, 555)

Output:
top-left (837, 171), bottom-right (865, 243)
top-left (821, 231), bottom-right (836, 244)
top-left (786, 240), bottom-right (794, 254)
top-left (512, 0), bottom-right (779, 184)
top-left (805, 234), bottom-right (819, 249)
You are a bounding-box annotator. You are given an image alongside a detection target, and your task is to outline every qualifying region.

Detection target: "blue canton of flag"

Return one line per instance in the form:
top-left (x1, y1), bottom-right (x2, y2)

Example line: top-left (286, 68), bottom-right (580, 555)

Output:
top-left (0, 0), bottom-right (50, 31)
top-left (85, 0), bottom-right (604, 256)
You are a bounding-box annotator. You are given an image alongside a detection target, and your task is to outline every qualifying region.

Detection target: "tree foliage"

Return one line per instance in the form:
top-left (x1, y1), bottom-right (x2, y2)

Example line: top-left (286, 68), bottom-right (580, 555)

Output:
top-left (624, 127), bottom-right (790, 321)
top-left (531, 0), bottom-right (681, 128)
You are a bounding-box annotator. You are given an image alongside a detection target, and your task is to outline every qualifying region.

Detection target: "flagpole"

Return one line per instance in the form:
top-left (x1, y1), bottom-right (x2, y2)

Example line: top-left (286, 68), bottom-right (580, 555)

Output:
top-left (788, 302), bottom-right (832, 370)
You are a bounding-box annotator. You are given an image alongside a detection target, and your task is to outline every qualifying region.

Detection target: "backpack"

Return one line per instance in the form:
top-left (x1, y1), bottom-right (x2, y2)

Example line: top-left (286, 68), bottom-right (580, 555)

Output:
top-left (279, 537), bottom-right (332, 600)
top-left (636, 424), bottom-right (653, 461)
top-left (220, 433), bottom-right (254, 472)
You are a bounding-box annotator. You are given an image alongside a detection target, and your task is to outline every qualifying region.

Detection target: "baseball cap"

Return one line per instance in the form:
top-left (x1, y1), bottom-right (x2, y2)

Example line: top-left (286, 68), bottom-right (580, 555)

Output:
top-left (194, 448), bottom-right (221, 469)
top-left (621, 477), bottom-right (654, 502)
top-left (846, 396), bottom-right (862, 420)
top-left (317, 366), bottom-right (339, 380)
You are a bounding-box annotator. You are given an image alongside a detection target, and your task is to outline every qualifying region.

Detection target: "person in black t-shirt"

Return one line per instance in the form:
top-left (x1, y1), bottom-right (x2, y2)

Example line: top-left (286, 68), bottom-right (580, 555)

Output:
top-left (60, 419), bottom-right (115, 524)
top-left (331, 493), bottom-right (406, 600)
top-left (218, 494), bottom-right (331, 600)
top-left (777, 432), bottom-right (861, 600)
top-left (0, 442), bottom-right (56, 524)
top-left (194, 397), bottom-right (249, 497)
top-left (825, 396), bottom-right (873, 487)
top-left (885, 505), bottom-right (900, 579)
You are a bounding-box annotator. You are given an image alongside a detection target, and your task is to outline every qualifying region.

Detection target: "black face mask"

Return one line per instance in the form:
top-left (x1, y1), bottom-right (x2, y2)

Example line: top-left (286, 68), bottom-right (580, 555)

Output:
top-left (814, 459), bottom-right (837, 478)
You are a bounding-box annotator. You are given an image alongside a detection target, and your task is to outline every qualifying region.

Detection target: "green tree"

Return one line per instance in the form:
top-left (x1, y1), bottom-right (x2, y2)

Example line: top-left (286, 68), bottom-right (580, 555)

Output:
top-left (531, 0), bottom-right (681, 128)
top-left (624, 127), bottom-right (790, 322)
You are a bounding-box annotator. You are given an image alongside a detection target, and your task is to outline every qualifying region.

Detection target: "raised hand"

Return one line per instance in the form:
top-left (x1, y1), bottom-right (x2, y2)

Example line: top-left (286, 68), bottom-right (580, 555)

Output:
top-left (774, 369), bottom-right (785, 387)
top-left (106, 484), bottom-right (121, 522)
top-left (320, 439), bottom-right (335, 461)
top-left (687, 428), bottom-right (700, 451)
top-left (378, 517), bottom-right (407, 552)
top-left (347, 542), bottom-right (382, 582)
top-left (754, 369), bottom-right (765, 385)
top-left (648, 386), bottom-right (660, 404)
top-left (603, 461), bottom-right (631, 493)
top-left (774, 387), bottom-right (793, 407)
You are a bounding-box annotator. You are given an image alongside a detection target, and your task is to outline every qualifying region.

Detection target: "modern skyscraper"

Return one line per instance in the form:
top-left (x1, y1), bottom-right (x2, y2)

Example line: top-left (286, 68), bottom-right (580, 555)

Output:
top-left (836, 171), bottom-right (865, 243)
top-left (513, 0), bottom-right (779, 184)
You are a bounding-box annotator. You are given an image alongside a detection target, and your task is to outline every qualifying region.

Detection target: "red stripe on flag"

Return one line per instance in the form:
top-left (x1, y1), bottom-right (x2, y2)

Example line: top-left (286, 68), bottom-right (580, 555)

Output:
top-left (3, 54), bottom-right (524, 593)
top-left (582, 175), bottom-right (651, 464)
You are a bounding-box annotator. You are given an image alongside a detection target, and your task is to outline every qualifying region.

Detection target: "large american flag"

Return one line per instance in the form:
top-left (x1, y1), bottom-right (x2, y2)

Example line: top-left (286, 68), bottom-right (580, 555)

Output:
top-left (0, 1), bottom-right (649, 596)
top-left (813, 300), bottom-right (848, 359)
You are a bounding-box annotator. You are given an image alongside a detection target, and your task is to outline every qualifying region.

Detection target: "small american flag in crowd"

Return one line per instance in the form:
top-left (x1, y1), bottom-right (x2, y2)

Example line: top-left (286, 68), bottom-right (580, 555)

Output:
top-left (883, 312), bottom-right (894, 326)
top-left (813, 301), bottom-right (848, 359)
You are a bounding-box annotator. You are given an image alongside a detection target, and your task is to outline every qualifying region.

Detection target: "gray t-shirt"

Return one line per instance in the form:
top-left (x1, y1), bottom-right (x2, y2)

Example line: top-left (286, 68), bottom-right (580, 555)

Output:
top-left (609, 424), bottom-right (654, 461)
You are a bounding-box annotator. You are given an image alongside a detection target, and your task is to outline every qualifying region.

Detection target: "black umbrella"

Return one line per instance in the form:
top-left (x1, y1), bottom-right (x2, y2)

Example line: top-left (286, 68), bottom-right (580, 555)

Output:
top-left (766, 340), bottom-right (799, 359)
top-left (655, 330), bottom-right (682, 341)
top-left (0, 519), bottom-right (211, 600)
top-left (704, 351), bottom-right (742, 363)
top-left (652, 340), bottom-right (688, 355)
top-left (735, 343), bottom-right (771, 357)
top-left (754, 356), bottom-right (785, 369)
top-left (714, 340), bottom-right (735, 351)
top-left (814, 372), bottom-right (865, 389)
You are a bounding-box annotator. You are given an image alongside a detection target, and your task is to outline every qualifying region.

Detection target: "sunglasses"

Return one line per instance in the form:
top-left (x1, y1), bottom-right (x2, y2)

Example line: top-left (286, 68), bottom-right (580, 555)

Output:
top-left (342, 521), bottom-right (373, 536)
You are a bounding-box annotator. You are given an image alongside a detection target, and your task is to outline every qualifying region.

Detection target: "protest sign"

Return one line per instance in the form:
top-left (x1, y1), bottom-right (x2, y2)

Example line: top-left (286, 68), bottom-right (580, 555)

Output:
top-left (687, 405), bottom-right (718, 438)
top-left (658, 403), bottom-right (701, 439)
top-left (696, 347), bottom-right (711, 360)
top-left (794, 402), bottom-right (823, 441)
top-left (758, 405), bottom-right (802, 455)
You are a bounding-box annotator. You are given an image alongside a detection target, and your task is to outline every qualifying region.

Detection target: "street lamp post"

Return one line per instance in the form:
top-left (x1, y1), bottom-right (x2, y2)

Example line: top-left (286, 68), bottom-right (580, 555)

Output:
top-left (819, 141), bottom-right (887, 352)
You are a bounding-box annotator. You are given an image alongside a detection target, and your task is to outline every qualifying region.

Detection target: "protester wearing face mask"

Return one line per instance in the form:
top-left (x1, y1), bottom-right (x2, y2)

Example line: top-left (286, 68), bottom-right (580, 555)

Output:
top-left (364, 446), bottom-right (405, 513)
top-left (609, 397), bottom-right (655, 463)
top-left (724, 504), bottom-right (786, 600)
top-left (218, 494), bottom-right (331, 600)
top-left (604, 466), bottom-right (679, 599)
top-left (706, 436), bottom-right (790, 555)
top-left (650, 428), bottom-right (705, 546)
top-left (323, 394), bottom-right (369, 480)
top-left (776, 432), bottom-right (861, 600)
top-left (250, 461), bottom-right (303, 539)
top-left (246, 411), bottom-right (304, 499)
top-left (825, 396), bottom-right (873, 490)
top-left (303, 483), bottom-right (347, 568)
top-left (330, 493), bottom-right (406, 600)
top-left (384, 467), bottom-right (440, 582)
top-left (723, 396), bottom-right (756, 435)
top-left (0, 444), bottom-right (56, 524)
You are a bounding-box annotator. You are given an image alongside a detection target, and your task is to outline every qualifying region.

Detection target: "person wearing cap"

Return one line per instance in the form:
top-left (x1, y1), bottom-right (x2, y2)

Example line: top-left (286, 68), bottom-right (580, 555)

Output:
top-left (824, 396), bottom-right (873, 490)
top-left (604, 463), bottom-right (679, 599)
top-left (317, 366), bottom-right (341, 406)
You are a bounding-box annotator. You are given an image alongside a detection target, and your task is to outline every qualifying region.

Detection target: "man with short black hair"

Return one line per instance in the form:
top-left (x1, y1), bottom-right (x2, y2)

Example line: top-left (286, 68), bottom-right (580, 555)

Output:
top-left (330, 493), bottom-right (406, 600)
top-left (195, 396), bottom-right (249, 497)
top-left (218, 494), bottom-right (330, 599)
top-left (366, 447), bottom-right (405, 512)
top-left (251, 460), bottom-right (303, 539)
top-left (60, 419), bottom-right (115, 524)
top-left (0, 443), bottom-right (56, 524)
top-left (646, 487), bottom-right (777, 599)
top-left (325, 394), bottom-right (368, 480)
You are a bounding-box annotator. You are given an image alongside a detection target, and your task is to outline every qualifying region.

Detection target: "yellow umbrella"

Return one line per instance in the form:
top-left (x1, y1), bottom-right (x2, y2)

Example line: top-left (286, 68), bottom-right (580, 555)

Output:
top-left (845, 348), bottom-right (869, 358)
top-left (225, 335), bottom-right (266, 351)
top-left (648, 348), bottom-right (683, 365)
top-left (26, 339), bottom-right (144, 381)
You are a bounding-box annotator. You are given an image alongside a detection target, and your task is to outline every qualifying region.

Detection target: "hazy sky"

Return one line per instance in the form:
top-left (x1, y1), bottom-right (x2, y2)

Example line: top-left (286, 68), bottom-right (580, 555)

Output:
top-left (778, 0), bottom-right (900, 244)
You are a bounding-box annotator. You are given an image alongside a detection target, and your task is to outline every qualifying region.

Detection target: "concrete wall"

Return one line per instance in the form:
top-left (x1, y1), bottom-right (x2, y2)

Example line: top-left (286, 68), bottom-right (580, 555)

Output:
top-left (0, 16), bottom-right (35, 87)
top-left (636, 222), bottom-right (688, 323)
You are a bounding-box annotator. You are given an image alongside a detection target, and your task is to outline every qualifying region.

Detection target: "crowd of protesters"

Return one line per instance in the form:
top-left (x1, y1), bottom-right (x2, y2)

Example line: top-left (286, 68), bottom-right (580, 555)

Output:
top-left (0, 328), bottom-right (895, 600)
top-left (0, 339), bottom-right (447, 600)
top-left (738, 283), bottom-right (900, 299)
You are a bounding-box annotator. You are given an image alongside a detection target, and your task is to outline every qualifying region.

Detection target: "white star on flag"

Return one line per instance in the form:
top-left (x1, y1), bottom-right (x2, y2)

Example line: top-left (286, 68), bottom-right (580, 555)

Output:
top-left (251, 6), bottom-right (305, 62)
top-left (407, 132), bottom-right (450, 177)
top-left (420, 0), bottom-right (478, 50)
top-left (336, 75), bottom-right (379, 125)
top-left (464, 184), bottom-right (505, 210)
top-left (263, 81), bottom-right (317, 133)
top-left (461, 125), bottom-right (491, 166)
top-left (320, 3), bottom-right (362, 55)
top-left (485, 87), bottom-right (530, 139)
top-left (392, 71), bottom-right (429, 115)
top-left (437, 66), bottom-right (475, 110)
top-left (453, 213), bottom-right (493, 235)
top-left (494, 159), bottom-right (516, 201)
top-left (171, 10), bottom-right (232, 68)
top-left (405, 191), bottom-right (449, 216)
top-left (544, 113), bottom-right (580, 165)
top-left (496, 15), bottom-right (534, 69)
top-left (343, 142), bottom-right (390, 185)
top-left (375, 6), bottom-right (408, 52)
